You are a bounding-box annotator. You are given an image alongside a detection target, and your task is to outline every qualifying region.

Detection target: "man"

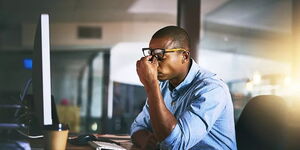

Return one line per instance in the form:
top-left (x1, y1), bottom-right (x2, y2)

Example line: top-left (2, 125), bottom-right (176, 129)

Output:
top-left (131, 26), bottom-right (237, 150)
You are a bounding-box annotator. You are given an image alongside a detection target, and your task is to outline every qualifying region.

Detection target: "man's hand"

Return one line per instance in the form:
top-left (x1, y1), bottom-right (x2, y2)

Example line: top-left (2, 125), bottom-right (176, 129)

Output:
top-left (142, 133), bottom-right (159, 150)
top-left (136, 56), bottom-right (159, 88)
top-left (132, 130), bottom-right (159, 150)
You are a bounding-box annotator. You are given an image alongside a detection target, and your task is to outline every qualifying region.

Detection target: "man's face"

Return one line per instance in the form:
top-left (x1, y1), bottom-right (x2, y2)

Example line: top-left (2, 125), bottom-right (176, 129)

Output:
top-left (149, 37), bottom-right (185, 81)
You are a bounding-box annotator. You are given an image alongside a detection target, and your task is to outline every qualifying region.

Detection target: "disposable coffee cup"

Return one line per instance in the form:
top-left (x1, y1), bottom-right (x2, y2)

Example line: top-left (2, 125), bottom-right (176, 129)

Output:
top-left (44, 123), bottom-right (69, 150)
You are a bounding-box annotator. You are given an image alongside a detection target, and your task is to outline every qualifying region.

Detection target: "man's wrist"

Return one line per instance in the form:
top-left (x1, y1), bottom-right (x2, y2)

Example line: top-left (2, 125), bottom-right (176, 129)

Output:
top-left (144, 80), bottom-right (159, 91)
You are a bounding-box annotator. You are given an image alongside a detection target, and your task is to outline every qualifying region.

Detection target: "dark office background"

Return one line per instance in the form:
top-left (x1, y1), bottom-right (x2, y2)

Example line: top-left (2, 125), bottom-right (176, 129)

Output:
top-left (1, 1), bottom-right (300, 143)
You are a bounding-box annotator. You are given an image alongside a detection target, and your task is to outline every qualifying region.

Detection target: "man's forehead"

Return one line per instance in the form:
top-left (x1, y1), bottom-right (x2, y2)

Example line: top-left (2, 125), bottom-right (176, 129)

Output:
top-left (149, 37), bottom-right (175, 48)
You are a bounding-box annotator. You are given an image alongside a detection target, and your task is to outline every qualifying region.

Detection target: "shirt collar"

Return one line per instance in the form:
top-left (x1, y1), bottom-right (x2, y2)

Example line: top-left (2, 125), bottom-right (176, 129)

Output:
top-left (169, 59), bottom-right (199, 93)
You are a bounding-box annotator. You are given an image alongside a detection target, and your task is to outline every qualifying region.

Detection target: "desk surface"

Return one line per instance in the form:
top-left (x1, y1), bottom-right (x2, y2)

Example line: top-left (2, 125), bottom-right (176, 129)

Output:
top-left (29, 134), bottom-right (139, 150)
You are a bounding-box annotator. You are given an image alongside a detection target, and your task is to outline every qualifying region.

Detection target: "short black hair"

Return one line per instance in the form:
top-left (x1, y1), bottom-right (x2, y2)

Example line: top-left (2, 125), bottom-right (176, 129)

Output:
top-left (151, 26), bottom-right (191, 50)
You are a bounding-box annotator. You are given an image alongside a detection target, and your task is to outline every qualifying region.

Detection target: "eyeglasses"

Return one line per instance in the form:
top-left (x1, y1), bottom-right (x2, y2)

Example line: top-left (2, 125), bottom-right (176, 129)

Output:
top-left (142, 48), bottom-right (189, 60)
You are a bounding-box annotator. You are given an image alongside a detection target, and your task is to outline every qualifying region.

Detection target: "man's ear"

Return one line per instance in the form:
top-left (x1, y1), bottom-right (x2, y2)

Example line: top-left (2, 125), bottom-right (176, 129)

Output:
top-left (181, 51), bottom-right (190, 63)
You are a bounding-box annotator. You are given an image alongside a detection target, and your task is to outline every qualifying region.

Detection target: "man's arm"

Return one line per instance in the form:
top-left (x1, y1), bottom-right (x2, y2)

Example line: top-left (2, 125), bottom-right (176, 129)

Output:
top-left (136, 56), bottom-right (177, 141)
top-left (136, 56), bottom-right (234, 149)
top-left (145, 81), bottom-right (177, 141)
top-left (157, 85), bottom-right (233, 149)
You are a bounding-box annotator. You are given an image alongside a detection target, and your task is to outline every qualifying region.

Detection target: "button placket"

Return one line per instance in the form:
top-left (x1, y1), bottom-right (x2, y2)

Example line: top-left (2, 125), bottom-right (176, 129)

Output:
top-left (171, 90), bottom-right (178, 107)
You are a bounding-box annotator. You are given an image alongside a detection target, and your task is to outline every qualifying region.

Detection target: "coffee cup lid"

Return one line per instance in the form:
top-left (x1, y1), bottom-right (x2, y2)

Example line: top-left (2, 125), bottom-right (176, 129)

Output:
top-left (44, 123), bottom-right (69, 131)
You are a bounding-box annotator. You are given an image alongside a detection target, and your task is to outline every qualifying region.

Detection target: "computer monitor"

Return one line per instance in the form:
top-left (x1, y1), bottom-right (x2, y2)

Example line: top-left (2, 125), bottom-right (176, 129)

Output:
top-left (32, 14), bottom-right (56, 128)
top-left (0, 14), bottom-right (58, 137)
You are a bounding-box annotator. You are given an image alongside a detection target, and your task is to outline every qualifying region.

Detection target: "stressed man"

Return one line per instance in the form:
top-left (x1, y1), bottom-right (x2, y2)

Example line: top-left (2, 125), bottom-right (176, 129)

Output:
top-left (131, 26), bottom-right (237, 150)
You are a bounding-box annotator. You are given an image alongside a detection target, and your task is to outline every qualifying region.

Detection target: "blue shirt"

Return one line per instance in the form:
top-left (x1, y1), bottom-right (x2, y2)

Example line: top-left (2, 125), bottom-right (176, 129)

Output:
top-left (131, 60), bottom-right (237, 150)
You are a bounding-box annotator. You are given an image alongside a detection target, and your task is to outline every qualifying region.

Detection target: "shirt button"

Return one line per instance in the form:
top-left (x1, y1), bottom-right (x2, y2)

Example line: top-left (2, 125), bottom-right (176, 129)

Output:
top-left (171, 101), bottom-right (176, 106)
top-left (171, 92), bottom-right (177, 97)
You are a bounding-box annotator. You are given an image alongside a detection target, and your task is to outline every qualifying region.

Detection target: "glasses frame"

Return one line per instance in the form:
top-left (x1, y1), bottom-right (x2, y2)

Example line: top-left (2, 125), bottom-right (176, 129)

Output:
top-left (142, 48), bottom-right (189, 60)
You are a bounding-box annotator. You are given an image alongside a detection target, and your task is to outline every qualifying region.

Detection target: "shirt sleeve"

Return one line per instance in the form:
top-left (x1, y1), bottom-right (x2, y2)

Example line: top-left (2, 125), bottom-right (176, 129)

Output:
top-left (160, 84), bottom-right (229, 149)
top-left (130, 100), bottom-right (152, 136)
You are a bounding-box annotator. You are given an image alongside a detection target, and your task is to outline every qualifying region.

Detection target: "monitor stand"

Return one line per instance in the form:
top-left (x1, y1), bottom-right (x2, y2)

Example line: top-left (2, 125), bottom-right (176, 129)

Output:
top-left (16, 95), bottom-right (59, 136)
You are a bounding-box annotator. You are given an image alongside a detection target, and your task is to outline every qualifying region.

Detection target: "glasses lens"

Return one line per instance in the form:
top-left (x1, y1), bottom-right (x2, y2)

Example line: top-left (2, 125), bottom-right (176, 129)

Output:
top-left (153, 49), bottom-right (164, 59)
top-left (142, 48), bottom-right (165, 60)
top-left (143, 49), bottom-right (151, 56)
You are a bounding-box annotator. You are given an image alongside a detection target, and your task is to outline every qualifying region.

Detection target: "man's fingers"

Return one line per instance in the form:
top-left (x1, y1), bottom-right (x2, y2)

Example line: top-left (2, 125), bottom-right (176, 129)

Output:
top-left (136, 60), bottom-right (140, 71)
top-left (151, 56), bottom-right (158, 65)
top-left (140, 56), bottom-right (152, 62)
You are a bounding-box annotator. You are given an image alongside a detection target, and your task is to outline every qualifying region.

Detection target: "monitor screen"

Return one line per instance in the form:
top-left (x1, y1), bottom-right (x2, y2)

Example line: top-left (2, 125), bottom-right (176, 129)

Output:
top-left (32, 14), bottom-right (53, 127)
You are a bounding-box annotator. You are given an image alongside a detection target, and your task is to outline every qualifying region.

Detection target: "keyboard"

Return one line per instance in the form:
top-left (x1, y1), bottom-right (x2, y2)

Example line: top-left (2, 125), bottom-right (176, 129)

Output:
top-left (88, 141), bottom-right (126, 150)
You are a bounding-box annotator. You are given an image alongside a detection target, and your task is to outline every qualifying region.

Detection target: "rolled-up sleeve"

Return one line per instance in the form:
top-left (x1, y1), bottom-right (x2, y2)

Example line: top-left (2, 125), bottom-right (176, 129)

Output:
top-left (130, 101), bottom-right (152, 136)
top-left (160, 85), bottom-right (228, 149)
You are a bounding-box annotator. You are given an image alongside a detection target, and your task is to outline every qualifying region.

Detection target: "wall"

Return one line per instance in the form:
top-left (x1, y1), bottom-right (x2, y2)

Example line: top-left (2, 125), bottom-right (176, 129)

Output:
top-left (21, 22), bottom-right (172, 49)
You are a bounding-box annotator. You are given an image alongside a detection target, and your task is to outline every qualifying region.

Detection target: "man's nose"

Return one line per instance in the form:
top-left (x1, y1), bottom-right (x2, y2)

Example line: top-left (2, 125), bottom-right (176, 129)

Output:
top-left (157, 61), bottom-right (162, 67)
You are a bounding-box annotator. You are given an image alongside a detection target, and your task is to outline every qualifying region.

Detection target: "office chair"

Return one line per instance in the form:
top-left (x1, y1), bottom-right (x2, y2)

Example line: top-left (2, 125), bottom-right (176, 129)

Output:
top-left (236, 95), bottom-right (288, 150)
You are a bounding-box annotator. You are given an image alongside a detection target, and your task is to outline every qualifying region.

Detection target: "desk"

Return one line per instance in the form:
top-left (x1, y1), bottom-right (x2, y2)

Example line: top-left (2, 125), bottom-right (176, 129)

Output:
top-left (28, 134), bottom-right (139, 150)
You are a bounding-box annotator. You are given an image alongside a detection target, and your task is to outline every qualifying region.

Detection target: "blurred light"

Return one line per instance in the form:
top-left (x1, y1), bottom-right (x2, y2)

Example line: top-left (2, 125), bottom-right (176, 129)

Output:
top-left (91, 122), bottom-right (98, 131)
top-left (246, 81), bottom-right (253, 92)
top-left (291, 81), bottom-right (300, 93)
top-left (284, 76), bottom-right (292, 86)
top-left (280, 77), bottom-right (300, 97)
top-left (23, 58), bottom-right (32, 70)
top-left (128, 0), bottom-right (176, 15)
top-left (253, 72), bottom-right (261, 85)
top-left (224, 36), bottom-right (229, 42)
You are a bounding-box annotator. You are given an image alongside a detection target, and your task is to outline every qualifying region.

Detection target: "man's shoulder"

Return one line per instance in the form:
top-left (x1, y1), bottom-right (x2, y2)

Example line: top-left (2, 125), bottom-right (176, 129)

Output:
top-left (193, 67), bottom-right (229, 93)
